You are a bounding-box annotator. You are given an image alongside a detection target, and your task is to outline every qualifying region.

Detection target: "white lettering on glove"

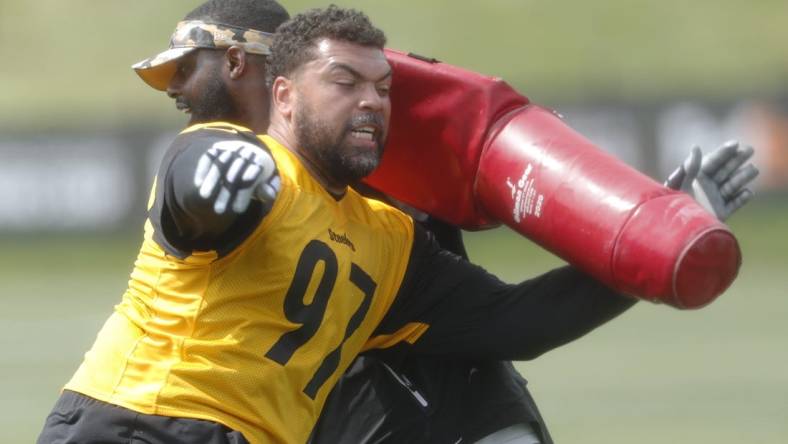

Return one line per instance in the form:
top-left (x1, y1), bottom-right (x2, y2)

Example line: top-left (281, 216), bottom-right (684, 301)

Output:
top-left (194, 140), bottom-right (280, 215)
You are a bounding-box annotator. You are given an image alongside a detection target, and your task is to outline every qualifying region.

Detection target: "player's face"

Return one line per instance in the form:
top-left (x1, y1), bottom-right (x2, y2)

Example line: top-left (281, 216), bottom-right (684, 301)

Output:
top-left (291, 39), bottom-right (391, 184)
top-left (167, 50), bottom-right (238, 125)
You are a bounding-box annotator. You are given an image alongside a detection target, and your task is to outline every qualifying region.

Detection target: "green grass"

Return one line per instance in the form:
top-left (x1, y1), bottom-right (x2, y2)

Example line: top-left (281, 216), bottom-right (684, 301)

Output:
top-left (2, 0), bottom-right (788, 130)
top-left (2, 200), bottom-right (787, 442)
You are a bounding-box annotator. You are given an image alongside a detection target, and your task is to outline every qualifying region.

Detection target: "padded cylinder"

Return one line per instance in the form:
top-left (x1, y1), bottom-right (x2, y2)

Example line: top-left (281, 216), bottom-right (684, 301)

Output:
top-left (475, 105), bottom-right (741, 308)
top-left (366, 49), bottom-right (741, 308)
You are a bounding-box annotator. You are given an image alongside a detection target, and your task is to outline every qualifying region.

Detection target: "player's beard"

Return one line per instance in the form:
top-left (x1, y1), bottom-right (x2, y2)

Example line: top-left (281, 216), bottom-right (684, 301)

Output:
top-left (293, 101), bottom-right (387, 185)
top-left (183, 75), bottom-right (239, 125)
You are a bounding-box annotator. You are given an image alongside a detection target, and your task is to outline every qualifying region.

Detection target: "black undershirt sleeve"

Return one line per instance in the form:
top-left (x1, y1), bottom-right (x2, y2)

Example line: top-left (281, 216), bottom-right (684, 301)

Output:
top-left (151, 127), bottom-right (267, 258)
top-left (374, 225), bottom-right (637, 361)
top-left (167, 140), bottom-right (244, 240)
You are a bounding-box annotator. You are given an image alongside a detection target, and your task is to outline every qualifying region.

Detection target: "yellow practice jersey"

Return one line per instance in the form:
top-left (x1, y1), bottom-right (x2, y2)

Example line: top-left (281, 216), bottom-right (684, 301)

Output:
top-left (65, 123), bottom-right (419, 443)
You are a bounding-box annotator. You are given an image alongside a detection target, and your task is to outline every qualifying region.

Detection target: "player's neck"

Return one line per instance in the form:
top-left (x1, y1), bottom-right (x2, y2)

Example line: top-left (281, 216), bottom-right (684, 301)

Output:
top-left (240, 116), bottom-right (269, 135)
top-left (225, 109), bottom-right (269, 135)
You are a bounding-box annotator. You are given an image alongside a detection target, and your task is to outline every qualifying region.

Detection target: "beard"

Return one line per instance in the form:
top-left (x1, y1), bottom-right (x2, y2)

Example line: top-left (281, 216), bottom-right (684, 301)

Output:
top-left (293, 101), bottom-right (387, 185)
top-left (180, 74), bottom-right (238, 125)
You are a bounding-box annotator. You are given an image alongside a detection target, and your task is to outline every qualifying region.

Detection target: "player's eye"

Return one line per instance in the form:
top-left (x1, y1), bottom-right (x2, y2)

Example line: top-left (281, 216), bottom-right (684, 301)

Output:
top-left (175, 63), bottom-right (191, 77)
top-left (376, 84), bottom-right (391, 96)
top-left (334, 78), bottom-right (356, 87)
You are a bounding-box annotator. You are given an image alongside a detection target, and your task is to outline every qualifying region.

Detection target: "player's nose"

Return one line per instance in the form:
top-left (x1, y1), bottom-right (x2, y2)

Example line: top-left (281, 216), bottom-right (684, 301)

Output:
top-left (358, 85), bottom-right (385, 112)
top-left (166, 85), bottom-right (181, 99)
top-left (166, 75), bottom-right (185, 99)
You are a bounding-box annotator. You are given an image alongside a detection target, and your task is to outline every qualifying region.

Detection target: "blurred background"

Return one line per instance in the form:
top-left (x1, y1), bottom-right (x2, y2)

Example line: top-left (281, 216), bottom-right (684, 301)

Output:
top-left (1, 0), bottom-right (787, 442)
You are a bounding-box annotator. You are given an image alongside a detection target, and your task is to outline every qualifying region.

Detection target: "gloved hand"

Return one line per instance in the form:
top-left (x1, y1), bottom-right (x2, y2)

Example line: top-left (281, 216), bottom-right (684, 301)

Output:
top-left (194, 140), bottom-right (281, 215)
top-left (665, 140), bottom-right (759, 221)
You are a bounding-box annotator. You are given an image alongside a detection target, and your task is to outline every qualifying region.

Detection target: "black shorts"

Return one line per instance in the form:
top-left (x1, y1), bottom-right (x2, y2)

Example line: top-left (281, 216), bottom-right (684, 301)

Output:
top-left (37, 390), bottom-right (249, 444)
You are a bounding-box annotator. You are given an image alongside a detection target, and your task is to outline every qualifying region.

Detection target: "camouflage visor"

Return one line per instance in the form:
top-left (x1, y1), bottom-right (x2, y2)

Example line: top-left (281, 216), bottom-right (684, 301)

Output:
top-left (132, 20), bottom-right (274, 91)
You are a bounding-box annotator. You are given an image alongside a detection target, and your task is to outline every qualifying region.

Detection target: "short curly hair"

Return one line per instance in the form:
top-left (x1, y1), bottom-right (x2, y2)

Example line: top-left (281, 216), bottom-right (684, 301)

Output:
top-left (266, 5), bottom-right (387, 86)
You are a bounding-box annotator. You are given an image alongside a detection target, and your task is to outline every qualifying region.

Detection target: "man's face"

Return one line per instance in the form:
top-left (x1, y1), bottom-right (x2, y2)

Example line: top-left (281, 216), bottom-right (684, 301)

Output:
top-left (290, 38), bottom-right (392, 184)
top-left (167, 49), bottom-right (238, 125)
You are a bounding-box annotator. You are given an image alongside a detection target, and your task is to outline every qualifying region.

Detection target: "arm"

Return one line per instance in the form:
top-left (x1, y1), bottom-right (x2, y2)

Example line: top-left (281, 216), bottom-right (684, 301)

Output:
top-left (371, 143), bottom-right (758, 361)
top-left (372, 227), bottom-right (635, 361)
top-left (152, 125), bottom-right (280, 255)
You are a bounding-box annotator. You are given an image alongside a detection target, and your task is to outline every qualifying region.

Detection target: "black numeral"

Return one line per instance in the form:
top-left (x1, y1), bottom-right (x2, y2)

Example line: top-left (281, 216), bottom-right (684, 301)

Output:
top-left (265, 240), bottom-right (338, 365)
top-left (265, 240), bottom-right (378, 399)
top-left (303, 263), bottom-right (376, 398)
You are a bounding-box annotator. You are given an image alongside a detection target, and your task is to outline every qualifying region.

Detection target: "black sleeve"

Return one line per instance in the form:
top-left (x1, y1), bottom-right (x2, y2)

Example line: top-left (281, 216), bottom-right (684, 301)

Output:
top-left (421, 217), bottom-right (468, 260)
top-left (373, 225), bottom-right (637, 361)
top-left (150, 125), bottom-right (268, 258)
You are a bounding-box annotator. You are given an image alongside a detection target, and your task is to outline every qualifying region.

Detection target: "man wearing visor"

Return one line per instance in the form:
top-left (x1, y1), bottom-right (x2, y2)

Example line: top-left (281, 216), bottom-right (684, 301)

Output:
top-left (133, 21), bottom-right (273, 91)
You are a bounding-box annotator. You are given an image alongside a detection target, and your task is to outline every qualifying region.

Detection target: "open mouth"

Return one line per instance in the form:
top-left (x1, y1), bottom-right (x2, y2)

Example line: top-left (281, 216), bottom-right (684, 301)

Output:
top-left (175, 100), bottom-right (191, 114)
top-left (350, 125), bottom-right (378, 141)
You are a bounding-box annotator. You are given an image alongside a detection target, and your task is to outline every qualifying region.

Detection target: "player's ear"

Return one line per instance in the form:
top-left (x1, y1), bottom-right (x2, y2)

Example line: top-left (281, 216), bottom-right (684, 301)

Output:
top-left (225, 46), bottom-right (247, 80)
top-left (271, 76), bottom-right (294, 119)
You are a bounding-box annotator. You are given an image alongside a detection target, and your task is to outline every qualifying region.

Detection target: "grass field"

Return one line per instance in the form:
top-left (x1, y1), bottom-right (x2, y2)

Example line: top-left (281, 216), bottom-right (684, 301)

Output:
top-left (2, 199), bottom-right (786, 443)
top-left (2, 0), bottom-right (788, 130)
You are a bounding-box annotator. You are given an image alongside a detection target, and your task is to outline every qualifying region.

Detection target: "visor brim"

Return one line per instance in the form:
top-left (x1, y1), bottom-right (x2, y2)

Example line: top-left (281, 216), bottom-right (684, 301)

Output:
top-left (132, 47), bottom-right (198, 91)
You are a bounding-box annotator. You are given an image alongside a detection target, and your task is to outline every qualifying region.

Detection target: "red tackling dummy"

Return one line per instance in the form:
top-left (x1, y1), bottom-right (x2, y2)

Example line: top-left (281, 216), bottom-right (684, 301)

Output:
top-left (364, 49), bottom-right (741, 309)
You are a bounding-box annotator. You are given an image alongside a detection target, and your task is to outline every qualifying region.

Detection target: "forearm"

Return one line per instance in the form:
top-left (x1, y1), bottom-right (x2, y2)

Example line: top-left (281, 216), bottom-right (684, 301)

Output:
top-left (411, 262), bottom-right (637, 361)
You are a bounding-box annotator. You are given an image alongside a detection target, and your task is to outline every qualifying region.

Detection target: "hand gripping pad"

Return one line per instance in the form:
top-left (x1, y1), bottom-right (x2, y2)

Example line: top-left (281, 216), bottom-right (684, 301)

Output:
top-left (365, 49), bottom-right (741, 308)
